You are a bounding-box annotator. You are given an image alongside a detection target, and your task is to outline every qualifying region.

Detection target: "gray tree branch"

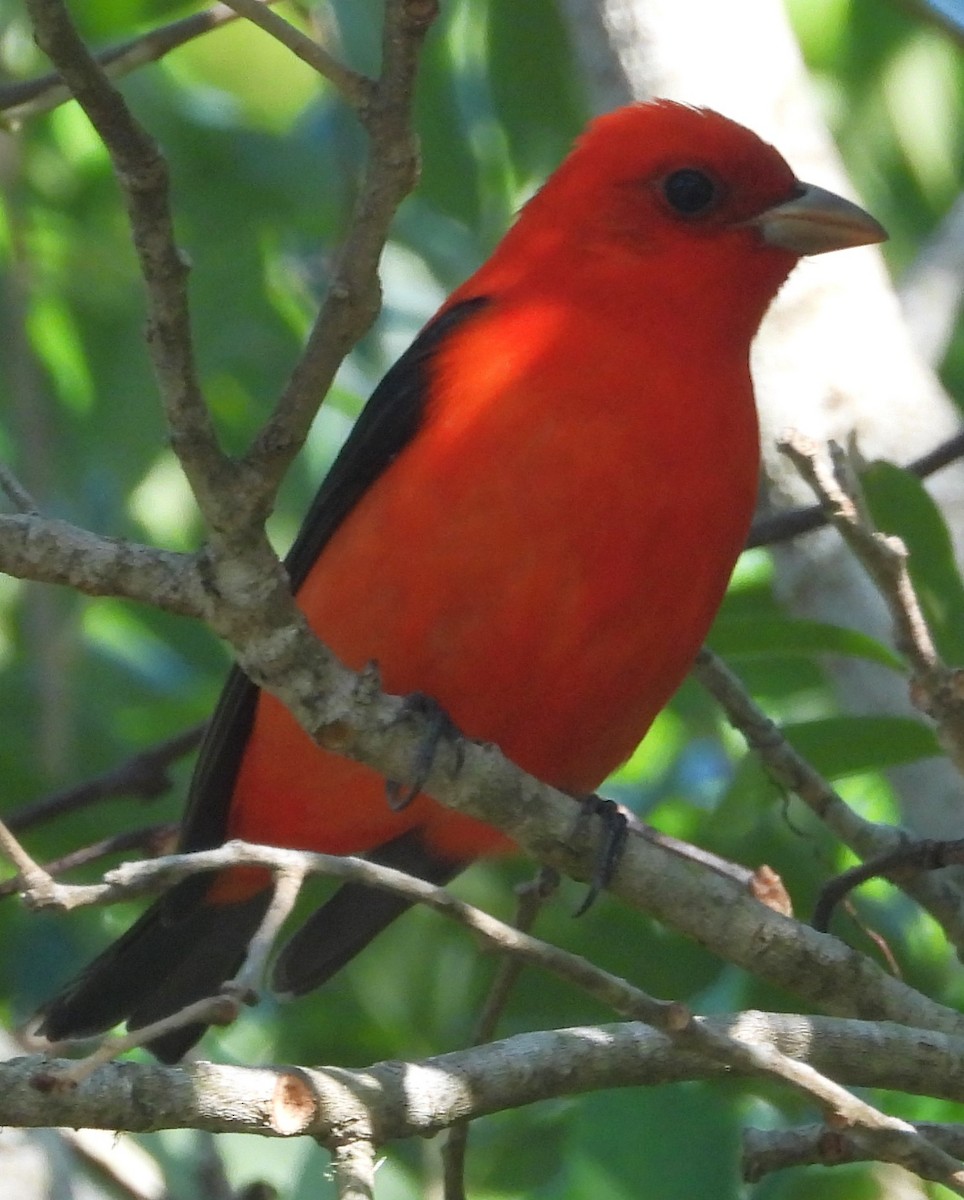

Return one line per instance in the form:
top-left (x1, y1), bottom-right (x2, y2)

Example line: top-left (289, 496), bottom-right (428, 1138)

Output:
top-left (8, 1014), bottom-right (964, 1169)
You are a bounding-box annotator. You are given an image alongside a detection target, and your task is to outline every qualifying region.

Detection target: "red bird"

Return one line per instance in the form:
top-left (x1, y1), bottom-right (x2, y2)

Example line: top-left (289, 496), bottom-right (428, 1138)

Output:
top-left (39, 101), bottom-right (885, 1060)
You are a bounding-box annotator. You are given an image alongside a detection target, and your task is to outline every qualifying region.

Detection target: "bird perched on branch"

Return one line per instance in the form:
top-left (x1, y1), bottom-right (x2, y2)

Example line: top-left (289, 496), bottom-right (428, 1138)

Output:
top-left (38, 100), bottom-right (885, 1061)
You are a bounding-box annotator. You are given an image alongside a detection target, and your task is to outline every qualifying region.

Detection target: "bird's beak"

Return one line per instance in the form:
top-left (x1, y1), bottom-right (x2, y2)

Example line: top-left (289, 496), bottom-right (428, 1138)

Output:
top-left (751, 182), bottom-right (888, 256)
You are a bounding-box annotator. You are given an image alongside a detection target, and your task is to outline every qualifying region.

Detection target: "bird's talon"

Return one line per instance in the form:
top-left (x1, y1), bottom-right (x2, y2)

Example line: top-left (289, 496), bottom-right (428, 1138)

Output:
top-left (385, 692), bottom-right (461, 811)
top-left (572, 795), bottom-right (629, 916)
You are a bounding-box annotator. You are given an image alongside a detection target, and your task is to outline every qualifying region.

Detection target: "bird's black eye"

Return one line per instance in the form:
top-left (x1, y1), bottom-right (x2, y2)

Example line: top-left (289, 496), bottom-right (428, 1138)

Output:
top-left (663, 168), bottom-right (718, 216)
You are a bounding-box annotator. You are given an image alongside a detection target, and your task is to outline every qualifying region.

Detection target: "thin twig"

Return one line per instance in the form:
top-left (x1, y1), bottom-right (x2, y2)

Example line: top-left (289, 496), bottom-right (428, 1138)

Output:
top-left (748, 428), bottom-right (964, 548)
top-left (27, 839), bottom-right (688, 1025)
top-left (472, 869), bottom-right (560, 1043)
top-left (0, 814), bottom-right (56, 893)
top-left (812, 837), bottom-right (964, 932)
top-left (39, 995), bottom-right (247, 1088)
top-left (22, 837), bottom-right (964, 1168)
top-left (0, 462), bottom-right (39, 513)
top-left (442, 868), bottom-right (559, 1200)
top-left (1, 4), bottom-right (273, 122)
top-left (234, 866), bottom-right (308, 995)
top-left (744, 1120), bottom-right (964, 1187)
top-left (780, 431), bottom-right (964, 777)
top-left (331, 1138), bottom-right (377, 1200)
top-left (15, 698), bottom-right (964, 1043)
top-left (783, 436), bottom-right (940, 672)
top-left (692, 646), bottom-right (964, 951)
top-left (194, 1133), bottom-right (242, 1200)
top-left (62, 1127), bottom-right (166, 1200)
top-left (659, 1008), bottom-right (964, 1195)
top-left (219, 0), bottom-right (373, 106)
top-left (0, 824), bottom-right (177, 899)
top-left (33, 867), bottom-right (304, 1085)
top-left (5, 723), bottom-right (205, 832)
top-left (25, 0), bottom-right (233, 525)
top-left (242, 0), bottom-right (435, 501)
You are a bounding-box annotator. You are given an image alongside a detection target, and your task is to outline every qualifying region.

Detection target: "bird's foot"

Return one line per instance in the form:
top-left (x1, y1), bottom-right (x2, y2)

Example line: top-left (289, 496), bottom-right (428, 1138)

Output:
top-left (572, 794), bottom-right (629, 916)
top-left (385, 691), bottom-right (464, 811)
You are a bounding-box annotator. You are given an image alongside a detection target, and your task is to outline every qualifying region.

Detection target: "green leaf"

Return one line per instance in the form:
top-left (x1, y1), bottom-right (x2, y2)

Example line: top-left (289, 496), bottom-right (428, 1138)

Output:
top-left (709, 617), bottom-right (903, 670)
top-left (714, 715), bottom-right (940, 839)
top-left (725, 714), bottom-right (939, 804)
top-left (783, 714), bottom-right (941, 776)
top-left (862, 461), bottom-right (964, 664)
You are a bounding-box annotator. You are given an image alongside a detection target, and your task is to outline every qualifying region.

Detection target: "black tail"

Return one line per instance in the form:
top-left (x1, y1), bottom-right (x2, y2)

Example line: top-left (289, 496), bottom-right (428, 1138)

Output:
top-left (36, 876), bottom-right (272, 1063)
top-left (37, 832), bottom-right (465, 1061)
top-left (273, 831), bottom-right (465, 997)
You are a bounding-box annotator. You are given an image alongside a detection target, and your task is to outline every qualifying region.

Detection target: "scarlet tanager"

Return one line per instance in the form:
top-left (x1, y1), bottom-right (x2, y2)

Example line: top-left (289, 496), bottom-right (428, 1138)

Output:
top-left (38, 101), bottom-right (885, 1061)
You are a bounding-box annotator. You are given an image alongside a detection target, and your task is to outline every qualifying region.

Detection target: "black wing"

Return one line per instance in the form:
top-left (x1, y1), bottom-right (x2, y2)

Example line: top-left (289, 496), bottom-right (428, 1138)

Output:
top-left (36, 298), bottom-right (490, 1053)
top-left (271, 827), bottom-right (465, 996)
top-left (178, 296), bottom-right (491, 857)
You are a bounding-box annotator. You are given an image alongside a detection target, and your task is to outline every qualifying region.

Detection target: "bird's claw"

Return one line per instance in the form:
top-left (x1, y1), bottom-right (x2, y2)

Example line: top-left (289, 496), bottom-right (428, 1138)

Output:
top-left (572, 794), bottom-right (629, 916)
top-left (385, 691), bottom-right (464, 811)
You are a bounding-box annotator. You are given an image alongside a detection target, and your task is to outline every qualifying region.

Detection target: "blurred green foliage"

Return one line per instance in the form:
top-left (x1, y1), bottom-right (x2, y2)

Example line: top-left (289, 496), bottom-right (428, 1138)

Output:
top-left (0, 0), bottom-right (963, 1197)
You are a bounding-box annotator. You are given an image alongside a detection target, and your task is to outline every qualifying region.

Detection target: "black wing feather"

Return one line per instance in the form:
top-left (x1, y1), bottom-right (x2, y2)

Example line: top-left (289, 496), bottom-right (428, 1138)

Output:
top-left (36, 298), bottom-right (489, 1055)
top-left (272, 829), bottom-right (467, 997)
top-left (179, 296), bottom-right (490, 858)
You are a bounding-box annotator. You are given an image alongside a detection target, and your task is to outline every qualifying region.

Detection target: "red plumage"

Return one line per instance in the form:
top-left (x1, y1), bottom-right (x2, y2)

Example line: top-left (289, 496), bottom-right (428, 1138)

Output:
top-left (38, 101), bottom-right (885, 1060)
